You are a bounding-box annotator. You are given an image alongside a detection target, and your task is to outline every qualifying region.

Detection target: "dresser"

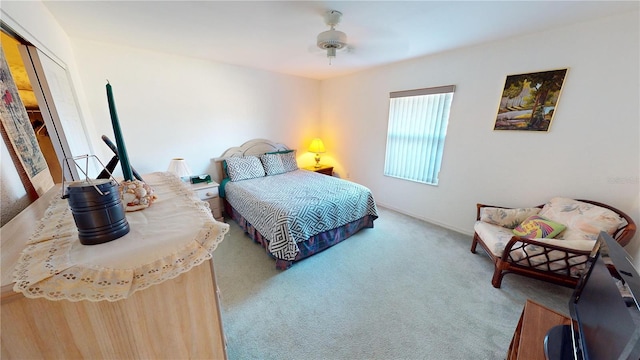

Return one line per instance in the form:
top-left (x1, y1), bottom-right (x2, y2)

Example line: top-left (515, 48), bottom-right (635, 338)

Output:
top-left (507, 299), bottom-right (571, 360)
top-left (1, 173), bottom-right (229, 359)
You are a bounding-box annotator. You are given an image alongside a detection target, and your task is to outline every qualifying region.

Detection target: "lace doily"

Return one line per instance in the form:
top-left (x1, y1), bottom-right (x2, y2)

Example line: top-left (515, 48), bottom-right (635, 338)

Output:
top-left (13, 172), bottom-right (229, 302)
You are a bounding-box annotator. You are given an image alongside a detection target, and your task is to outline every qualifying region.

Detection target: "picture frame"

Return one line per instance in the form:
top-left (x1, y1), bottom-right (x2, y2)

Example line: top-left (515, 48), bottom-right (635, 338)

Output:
top-left (494, 68), bottom-right (568, 131)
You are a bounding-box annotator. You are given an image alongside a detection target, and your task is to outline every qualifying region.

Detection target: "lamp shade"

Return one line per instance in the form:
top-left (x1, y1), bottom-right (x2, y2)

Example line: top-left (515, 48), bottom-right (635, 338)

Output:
top-left (167, 158), bottom-right (192, 180)
top-left (308, 138), bottom-right (326, 153)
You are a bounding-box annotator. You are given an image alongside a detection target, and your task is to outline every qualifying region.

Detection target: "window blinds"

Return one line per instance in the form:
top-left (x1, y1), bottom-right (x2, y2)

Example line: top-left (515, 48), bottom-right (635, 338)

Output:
top-left (384, 85), bottom-right (455, 185)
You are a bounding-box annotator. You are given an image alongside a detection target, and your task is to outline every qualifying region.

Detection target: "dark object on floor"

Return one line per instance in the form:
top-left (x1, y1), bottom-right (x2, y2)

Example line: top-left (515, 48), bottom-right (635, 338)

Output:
top-left (544, 231), bottom-right (640, 360)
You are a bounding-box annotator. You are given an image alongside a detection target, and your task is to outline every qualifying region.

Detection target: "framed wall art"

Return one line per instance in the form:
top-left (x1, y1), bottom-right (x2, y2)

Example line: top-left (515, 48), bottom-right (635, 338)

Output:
top-left (494, 68), bottom-right (568, 131)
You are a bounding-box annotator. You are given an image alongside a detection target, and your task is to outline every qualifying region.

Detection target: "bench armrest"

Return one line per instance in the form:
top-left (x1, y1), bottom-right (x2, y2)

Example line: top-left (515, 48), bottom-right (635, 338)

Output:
top-left (502, 236), bottom-right (592, 277)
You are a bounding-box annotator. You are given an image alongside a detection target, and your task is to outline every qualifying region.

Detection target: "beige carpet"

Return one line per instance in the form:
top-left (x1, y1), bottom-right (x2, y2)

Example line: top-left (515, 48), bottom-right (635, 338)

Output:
top-left (212, 206), bottom-right (573, 360)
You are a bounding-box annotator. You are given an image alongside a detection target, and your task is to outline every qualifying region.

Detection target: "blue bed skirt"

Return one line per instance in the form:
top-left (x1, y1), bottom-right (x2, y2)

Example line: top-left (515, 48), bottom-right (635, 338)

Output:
top-left (224, 200), bottom-right (376, 269)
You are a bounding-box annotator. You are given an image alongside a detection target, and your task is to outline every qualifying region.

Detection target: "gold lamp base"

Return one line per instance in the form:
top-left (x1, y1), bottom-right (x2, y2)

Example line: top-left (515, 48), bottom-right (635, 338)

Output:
top-left (314, 154), bottom-right (321, 168)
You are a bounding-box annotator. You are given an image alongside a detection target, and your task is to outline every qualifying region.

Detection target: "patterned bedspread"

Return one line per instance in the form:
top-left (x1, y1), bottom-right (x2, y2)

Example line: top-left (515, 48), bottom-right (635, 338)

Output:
top-left (224, 170), bottom-right (378, 261)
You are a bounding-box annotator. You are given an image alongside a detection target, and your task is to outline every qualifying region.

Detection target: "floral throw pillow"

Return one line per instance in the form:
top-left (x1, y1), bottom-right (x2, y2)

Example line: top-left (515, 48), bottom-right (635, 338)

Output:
top-left (480, 207), bottom-right (541, 229)
top-left (538, 197), bottom-right (625, 240)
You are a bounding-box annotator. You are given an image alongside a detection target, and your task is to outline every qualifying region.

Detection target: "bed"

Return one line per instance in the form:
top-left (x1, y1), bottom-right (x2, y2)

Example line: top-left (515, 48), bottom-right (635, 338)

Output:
top-left (215, 139), bottom-right (378, 269)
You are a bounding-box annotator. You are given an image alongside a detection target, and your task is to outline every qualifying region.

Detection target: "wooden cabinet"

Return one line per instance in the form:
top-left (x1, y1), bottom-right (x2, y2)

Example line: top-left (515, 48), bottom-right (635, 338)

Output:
top-left (304, 164), bottom-right (333, 176)
top-left (2, 259), bottom-right (226, 359)
top-left (1, 182), bottom-right (227, 359)
top-left (192, 181), bottom-right (223, 221)
top-left (507, 299), bottom-right (571, 360)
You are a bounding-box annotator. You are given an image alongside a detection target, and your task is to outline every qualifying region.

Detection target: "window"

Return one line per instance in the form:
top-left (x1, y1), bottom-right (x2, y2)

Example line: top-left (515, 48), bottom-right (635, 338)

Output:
top-left (384, 85), bottom-right (455, 185)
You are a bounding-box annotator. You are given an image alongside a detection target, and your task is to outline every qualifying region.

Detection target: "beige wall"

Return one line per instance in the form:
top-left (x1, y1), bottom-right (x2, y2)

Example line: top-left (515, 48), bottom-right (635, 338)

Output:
top-left (3, 2), bottom-right (639, 269)
top-left (2, 0), bottom-right (321, 218)
top-left (69, 39), bottom-right (321, 178)
top-left (320, 11), bottom-right (640, 267)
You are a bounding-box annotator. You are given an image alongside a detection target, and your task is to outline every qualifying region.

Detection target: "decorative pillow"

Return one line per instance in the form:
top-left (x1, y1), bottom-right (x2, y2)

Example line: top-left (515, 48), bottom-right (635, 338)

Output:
top-left (538, 197), bottom-right (626, 240)
top-left (513, 215), bottom-right (566, 239)
top-left (260, 154), bottom-right (286, 176)
top-left (279, 151), bottom-right (298, 172)
top-left (225, 156), bottom-right (265, 182)
top-left (480, 207), bottom-right (541, 229)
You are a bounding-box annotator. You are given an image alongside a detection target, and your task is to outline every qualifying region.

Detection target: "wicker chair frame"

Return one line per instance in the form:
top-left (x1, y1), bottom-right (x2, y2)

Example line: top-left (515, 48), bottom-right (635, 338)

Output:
top-left (470, 199), bottom-right (636, 288)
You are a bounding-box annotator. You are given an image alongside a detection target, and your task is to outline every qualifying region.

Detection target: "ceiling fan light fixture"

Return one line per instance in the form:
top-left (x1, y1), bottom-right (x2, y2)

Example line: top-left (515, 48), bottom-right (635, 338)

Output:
top-left (317, 29), bottom-right (347, 50)
top-left (316, 10), bottom-right (348, 64)
top-left (326, 47), bottom-right (337, 65)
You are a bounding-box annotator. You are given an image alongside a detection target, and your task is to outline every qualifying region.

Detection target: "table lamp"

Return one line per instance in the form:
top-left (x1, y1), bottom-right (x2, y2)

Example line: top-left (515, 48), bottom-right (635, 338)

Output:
top-left (167, 158), bottom-right (192, 181)
top-left (308, 138), bottom-right (326, 168)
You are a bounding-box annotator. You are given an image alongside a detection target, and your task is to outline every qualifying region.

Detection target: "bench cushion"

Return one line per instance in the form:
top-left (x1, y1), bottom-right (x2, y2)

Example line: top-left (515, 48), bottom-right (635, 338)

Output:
top-left (474, 221), bottom-right (516, 257)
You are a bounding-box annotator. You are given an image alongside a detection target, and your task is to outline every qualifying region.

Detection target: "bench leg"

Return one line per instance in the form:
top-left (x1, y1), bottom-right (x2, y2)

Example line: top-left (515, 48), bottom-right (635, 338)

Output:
top-left (492, 260), bottom-right (506, 288)
top-left (491, 270), bottom-right (504, 288)
top-left (470, 233), bottom-right (479, 253)
top-left (471, 232), bottom-right (480, 254)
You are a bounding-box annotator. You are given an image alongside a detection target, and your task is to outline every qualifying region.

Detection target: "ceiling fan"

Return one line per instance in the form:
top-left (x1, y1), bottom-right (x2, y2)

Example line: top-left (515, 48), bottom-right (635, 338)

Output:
top-left (316, 10), bottom-right (348, 64)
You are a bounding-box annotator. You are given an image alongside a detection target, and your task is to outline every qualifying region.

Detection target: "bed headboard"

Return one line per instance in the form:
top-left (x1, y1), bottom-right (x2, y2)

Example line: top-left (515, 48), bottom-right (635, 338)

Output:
top-left (212, 139), bottom-right (290, 183)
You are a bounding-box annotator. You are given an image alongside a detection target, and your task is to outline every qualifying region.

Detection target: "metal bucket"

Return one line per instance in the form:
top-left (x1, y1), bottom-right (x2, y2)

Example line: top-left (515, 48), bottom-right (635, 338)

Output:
top-left (65, 179), bottom-right (130, 245)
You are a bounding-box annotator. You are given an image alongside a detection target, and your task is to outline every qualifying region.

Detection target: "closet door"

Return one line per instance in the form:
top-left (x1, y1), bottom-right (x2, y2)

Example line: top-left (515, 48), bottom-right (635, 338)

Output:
top-left (0, 46), bottom-right (53, 197)
top-left (19, 45), bottom-right (93, 181)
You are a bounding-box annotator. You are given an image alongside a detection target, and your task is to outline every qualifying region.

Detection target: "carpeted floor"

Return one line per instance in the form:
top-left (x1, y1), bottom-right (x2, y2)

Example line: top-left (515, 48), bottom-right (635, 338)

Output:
top-left (212, 206), bottom-right (573, 360)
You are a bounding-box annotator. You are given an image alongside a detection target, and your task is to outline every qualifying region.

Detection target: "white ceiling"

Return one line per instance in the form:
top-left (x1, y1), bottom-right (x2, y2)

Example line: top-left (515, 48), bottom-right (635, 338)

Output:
top-left (42, 1), bottom-right (639, 80)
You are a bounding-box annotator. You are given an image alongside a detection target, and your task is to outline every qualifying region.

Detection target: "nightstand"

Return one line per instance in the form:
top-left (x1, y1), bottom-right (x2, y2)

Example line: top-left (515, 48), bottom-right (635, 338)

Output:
top-left (190, 181), bottom-right (223, 222)
top-left (304, 164), bottom-right (333, 176)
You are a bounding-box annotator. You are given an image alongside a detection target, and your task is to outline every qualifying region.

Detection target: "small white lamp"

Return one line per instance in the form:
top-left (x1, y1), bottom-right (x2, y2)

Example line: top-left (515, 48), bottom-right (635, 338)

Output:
top-left (308, 138), bottom-right (326, 168)
top-left (167, 158), bottom-right (192, 181)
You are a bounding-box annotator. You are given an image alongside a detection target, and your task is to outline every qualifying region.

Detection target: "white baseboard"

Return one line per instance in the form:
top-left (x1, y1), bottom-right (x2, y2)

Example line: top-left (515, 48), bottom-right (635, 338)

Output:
top-left (376, 202), bottom-right (474, 236)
